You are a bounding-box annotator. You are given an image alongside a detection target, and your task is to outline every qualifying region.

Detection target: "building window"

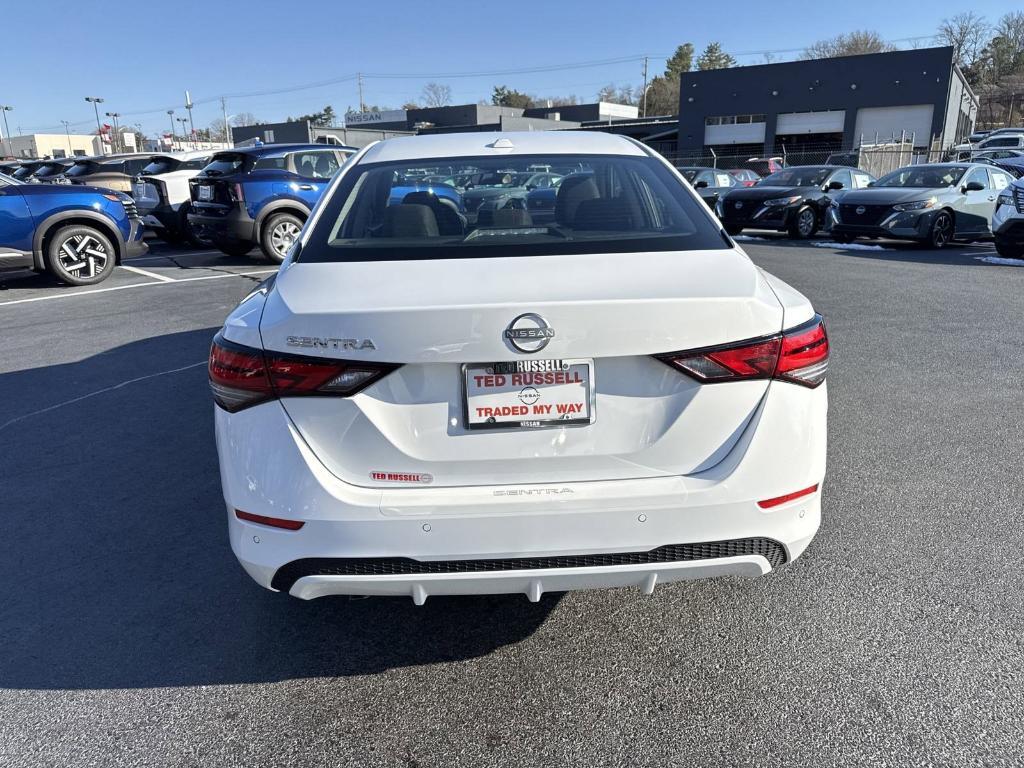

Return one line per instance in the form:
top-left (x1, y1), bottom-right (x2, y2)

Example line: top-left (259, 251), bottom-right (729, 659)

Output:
top-left (53, 149), bottom-right (66, 158)
top-left (705, 114), bottom-right (766, 127)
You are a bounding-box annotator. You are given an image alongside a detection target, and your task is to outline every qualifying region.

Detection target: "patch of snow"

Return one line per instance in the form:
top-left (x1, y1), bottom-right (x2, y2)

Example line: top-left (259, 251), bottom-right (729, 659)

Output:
top-left (811, 241), bottom-right (889, 251)
top-left (976, 255), bottom-right (1024, 266)
top-left (731, 235), bottom-right (769, 241)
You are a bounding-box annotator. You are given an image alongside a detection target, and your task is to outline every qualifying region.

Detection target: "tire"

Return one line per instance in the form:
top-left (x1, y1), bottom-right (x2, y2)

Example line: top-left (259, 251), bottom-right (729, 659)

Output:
top-left (45, 224), bottom-right (117, 286)
top-left (260, 212), bottom-right (304, 264)
top-left (925, 210), bottom-right (954, 249)
top-left (724, 224), bottom-right (744, 236)
top-left (214, 239), bottom-right (254, 257)
top-left (994, 238), bottom-right (1024, 259)
top-left (788, 206), bottom-right (818, 239)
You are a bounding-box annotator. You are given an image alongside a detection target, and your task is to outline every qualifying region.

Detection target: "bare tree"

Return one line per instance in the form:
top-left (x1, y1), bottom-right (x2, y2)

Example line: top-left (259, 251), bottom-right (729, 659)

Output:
top-left (802, 30), bottom-right (895, 59)
top-left (421, 83), bottom-right (452, 108)
top-left (995, 11), bottom-right (1024, 52)
top-left (935, 12), bottom-right (990, 68)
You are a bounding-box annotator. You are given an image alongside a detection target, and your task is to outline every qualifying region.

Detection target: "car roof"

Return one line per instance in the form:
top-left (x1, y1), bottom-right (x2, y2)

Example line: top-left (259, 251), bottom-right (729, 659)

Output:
top-left (221, 143), bottom-right (356, 158)
top-left (149, 150), bottom-right (212, 161)
top-left (361, 132), bottom-right (647, 164)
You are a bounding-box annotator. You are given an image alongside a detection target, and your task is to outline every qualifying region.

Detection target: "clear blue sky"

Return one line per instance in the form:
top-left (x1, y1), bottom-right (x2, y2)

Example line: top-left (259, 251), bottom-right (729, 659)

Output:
top-left (2, 0), bottom-right (1015, 140)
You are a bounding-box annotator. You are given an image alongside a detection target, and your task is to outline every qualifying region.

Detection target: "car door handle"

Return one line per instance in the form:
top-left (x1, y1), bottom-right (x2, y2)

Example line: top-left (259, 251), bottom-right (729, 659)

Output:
top-left (298, 184), bottom-right (314, 190)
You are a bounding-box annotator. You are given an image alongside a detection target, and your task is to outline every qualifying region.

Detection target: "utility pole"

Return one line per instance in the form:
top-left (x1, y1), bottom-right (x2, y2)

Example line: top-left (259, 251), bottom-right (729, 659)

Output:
top-left (221, 96), bottom-right (232, 147)
top-left (357, 73), bottom-right (365, 113)
top-left (167, 110), bottom-right (175, 150)
top-left (185, 90), bottom-right (195, 147)
top-left (84, 96), bottom-right (105, 154)
top-left (60, 120), bottom-right (73, 156)
top-left (105, 112), bottom-right (122, 153)
top-left (641, 56), bottom-right (649, 119)
top-left (0, 105), bottom-right (12, 158)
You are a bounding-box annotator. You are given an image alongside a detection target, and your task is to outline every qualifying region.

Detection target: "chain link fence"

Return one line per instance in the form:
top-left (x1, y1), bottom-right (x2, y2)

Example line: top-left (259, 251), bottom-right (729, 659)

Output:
top-left (657, 140), bottom-right (953, 177)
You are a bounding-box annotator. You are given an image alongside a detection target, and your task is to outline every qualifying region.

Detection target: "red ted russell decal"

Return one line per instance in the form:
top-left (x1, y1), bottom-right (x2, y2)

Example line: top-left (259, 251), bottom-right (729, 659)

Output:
top-left (370, 471), bottom-right (434, 484)
top-left (471, 371), bottom-right (584, 388)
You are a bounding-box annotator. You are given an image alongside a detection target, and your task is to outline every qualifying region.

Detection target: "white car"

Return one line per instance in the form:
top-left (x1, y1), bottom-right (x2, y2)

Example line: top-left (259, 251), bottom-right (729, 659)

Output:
top-left (993, 176), bottom-right (1024, 259)
top-left (133, 150), bottom-right (212, 244)
top-left (210, 131), bottom-right (829, 603)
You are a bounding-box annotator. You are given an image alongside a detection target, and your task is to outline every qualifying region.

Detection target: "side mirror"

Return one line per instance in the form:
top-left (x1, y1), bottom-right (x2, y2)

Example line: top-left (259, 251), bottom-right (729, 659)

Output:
top-left (695, 180), bottom-right (709, 189)
top-left (963, 181), bottom-right (985, 192)
top-left (828, 180), bottom-right (844, 190)
top-left (867, 181), bottom-right (875, 187)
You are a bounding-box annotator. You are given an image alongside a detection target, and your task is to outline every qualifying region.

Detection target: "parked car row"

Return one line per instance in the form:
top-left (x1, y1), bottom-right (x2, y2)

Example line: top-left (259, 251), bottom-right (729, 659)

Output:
top-left (679, 158), bottom-right (1020, 251)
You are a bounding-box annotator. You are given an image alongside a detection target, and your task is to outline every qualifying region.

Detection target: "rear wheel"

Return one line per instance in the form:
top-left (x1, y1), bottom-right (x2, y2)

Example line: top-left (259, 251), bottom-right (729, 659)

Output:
top-left (925, 211), bottom-right (953, 249)
top-left (261, 212), bottom-right (304, 264)
top-left (788, 206), bottom-right (818, 239)
top-left (724, 224), bottom-right (744, 236)
top-left (214, 240), bottom-right (254, 257)
top-left (45, 224), bottom-right (116, 286)
top-left (994, 238), bottom-right (1024, 259)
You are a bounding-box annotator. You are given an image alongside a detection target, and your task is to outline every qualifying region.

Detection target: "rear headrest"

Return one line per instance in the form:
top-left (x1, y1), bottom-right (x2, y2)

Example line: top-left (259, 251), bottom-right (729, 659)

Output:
top-left (554, 175), bottom-right (600, 225)
top-left (381, 204), bottom-right (439, 238)
top-left (402, 191), bottom-right (465, 235)
top-left (572, 198), bottom-right (636, 231)
top-left (492, 208), bottom-right (534, 228)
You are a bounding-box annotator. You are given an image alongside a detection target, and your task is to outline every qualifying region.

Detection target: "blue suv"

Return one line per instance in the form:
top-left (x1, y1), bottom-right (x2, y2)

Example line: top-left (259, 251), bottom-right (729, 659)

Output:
top-left (0, 171), bottom-right (146, 285)
top-left (187, 143), bottom-right (355, 263)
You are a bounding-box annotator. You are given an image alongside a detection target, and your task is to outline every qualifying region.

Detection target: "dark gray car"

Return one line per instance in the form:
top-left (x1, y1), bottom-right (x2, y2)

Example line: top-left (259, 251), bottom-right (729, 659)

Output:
top-left (828, 163), bottom-right (1016, 248)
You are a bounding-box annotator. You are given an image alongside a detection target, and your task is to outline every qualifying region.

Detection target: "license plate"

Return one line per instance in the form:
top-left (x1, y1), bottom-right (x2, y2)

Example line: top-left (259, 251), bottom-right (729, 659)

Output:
top-left (463, 359), bottom-right (594, 430)
top-left (197, 185), bottom-right (213, 201)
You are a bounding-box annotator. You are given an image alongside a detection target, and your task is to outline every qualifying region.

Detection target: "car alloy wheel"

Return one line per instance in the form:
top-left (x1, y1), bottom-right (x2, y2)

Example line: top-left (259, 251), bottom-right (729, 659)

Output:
top-left (929, 212), bottom-right (952, 249)
top-left (271, 220), bottom-right (301, 257)
top-left (797, 208), bottom-right (816, 238)
top-left (58, 232), bottom-right (108, 278)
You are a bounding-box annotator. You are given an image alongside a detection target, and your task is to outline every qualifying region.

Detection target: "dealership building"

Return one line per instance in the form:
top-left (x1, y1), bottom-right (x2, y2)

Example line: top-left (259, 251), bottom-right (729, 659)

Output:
top-left (675, 46), bottom-right (978, 160)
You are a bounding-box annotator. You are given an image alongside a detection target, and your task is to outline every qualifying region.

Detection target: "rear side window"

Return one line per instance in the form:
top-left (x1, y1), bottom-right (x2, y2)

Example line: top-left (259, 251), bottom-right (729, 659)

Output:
top-left (292, 151), bottom-right (341, 179)
top-left (300, 152), bottom-right (727, 263)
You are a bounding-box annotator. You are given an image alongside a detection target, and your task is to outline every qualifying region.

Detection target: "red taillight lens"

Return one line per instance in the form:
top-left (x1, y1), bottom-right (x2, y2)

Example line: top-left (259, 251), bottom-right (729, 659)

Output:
top-left (208, 334), bottom-right (397, 412)
top-left (775, 316), bottom-right (829, 387)
top-left (658, 315), bottom-right (828, 388)
top-left (230, 182), bottom-right (244, 202)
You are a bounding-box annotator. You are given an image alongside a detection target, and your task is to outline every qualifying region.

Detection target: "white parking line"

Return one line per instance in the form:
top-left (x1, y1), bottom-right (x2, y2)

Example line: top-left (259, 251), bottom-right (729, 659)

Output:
top-left (119, 264), bottom-right (177, 282)
top-left (0, 269), bottom-right (277, 308)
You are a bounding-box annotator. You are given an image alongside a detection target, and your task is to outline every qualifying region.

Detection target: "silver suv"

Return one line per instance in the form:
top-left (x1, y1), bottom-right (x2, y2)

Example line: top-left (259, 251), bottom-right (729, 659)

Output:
top-left (993, 176), bottom-right (1024, 259)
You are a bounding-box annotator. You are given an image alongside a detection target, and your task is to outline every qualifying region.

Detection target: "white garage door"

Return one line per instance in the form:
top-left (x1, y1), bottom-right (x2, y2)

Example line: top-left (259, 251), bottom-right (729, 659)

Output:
top-left (704, 122), bottom-right (766, 145)
top-left (854, 105), bottom-right (934, 146)
top-left (776, 111), bottom-right (846, 135)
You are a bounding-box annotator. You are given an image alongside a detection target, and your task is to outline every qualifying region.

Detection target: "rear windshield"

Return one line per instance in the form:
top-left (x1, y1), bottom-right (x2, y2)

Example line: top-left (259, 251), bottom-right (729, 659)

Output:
top-left (65, 161), bottom-right (100, 177)
top-left (34, 162), bottom-right (66, 176)
top-left (299, 153), bottom-right (727, 263)
top-left (760, 167), bottom-right (830, 187)
top-left (12, 165), bottom-right (39, 179)
top-left (875, 166), bottom-right (968, 188)
top-left (142, 158), bottom-right (179, 175)
top-left (202, 153), bottom-right (247, 176)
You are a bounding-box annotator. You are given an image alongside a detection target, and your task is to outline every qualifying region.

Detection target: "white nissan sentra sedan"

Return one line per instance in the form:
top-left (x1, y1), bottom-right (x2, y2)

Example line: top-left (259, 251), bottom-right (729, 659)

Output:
top-left (210, 131), bottom-right (828, 604)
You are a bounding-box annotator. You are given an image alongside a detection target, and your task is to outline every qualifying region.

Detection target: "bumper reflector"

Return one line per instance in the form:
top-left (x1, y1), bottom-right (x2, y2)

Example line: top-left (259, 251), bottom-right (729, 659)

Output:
top-left (757, 484), bottom-right (819, 509)
top-left (235, 509), bottom-right (305, 530)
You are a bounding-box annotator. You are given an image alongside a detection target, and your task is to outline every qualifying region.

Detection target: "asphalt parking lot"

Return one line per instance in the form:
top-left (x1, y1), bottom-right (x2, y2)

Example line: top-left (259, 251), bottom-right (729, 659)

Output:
top-left (1, 237), bottom-right (1022, 767)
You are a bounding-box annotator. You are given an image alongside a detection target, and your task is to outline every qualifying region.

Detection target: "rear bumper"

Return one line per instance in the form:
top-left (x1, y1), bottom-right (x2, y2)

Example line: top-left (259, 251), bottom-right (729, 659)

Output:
top-left (216, 379), bottom-right (827, 602)
top-left (187, 208), bottom-right (255, 244)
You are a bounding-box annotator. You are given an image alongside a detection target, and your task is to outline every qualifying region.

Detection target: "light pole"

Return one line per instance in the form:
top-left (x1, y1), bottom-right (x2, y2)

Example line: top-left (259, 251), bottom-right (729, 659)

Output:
top-left (105, 112), bottom-right (122, 153)
top-left (60, 120), bottom-right (73, 157)
top-left (184, 91), bottom-right (195, 145)
top-left (84, 96), bottom-right (105, 154)
top-left (0, 105), bottom-right (12, 158)
top-left (166, 110), bottom-right (176, 150)
top-left (176, 118), bottom-right (190, 149)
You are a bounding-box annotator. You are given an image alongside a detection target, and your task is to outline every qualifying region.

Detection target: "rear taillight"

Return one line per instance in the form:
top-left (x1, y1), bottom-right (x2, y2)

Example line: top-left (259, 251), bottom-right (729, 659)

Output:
top-left (658, 315), bottom-right (828, 388)
top-left (230, 183), bottom-right (244, 202)
top-left (208, 334), bottom-right (398, 412)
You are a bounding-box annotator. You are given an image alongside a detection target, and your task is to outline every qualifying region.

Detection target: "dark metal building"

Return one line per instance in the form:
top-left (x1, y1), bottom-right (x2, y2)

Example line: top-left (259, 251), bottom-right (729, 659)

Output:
top-left (676, 46), bottom-right (977, 160)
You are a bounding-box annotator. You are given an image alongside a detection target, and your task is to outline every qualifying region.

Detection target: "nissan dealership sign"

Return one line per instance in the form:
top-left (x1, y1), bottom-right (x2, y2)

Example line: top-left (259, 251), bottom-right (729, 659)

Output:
top-left (345, 109), bottom-right (407, 126)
